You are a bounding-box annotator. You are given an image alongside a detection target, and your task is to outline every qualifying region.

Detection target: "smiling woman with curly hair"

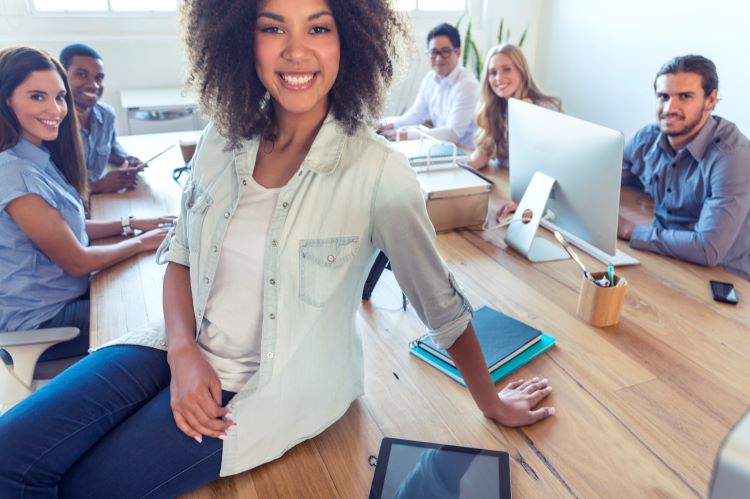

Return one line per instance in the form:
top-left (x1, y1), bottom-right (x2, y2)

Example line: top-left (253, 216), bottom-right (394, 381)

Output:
top-left (181, 0), bottom-right (405, 144)
top-left (0, 1), bottom-right (555, 497)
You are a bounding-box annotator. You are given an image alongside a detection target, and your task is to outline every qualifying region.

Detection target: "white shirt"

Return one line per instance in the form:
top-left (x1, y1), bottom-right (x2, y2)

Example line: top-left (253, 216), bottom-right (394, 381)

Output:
top-left (387, 64), bottom-right (480, 149)
top-left (198, 175), bottom-right (281, 392)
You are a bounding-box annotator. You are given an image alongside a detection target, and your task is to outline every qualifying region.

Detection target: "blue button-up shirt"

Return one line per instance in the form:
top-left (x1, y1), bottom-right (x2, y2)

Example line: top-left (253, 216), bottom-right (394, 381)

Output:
top-left (0, 139), bottom-right (89, 332)
top-left (80, 101), bottom-right (128, 181)
top-left (623, 115), bottom-right (750, 278)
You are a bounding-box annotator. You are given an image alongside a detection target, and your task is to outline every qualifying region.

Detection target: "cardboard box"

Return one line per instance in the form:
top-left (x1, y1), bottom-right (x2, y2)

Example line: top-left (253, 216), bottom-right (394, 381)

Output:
top-left (415, 163), bottom-right (491, 231)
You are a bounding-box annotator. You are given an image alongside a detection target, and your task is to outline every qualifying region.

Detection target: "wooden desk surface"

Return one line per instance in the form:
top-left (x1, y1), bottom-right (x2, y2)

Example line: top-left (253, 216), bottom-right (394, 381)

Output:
top-left (90, 145), bottom-right (750, 498)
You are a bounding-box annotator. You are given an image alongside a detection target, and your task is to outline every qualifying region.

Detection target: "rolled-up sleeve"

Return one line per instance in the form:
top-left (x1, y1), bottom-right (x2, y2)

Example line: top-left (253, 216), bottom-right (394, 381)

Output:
top-left (371, 151), bottom-right (473, 349)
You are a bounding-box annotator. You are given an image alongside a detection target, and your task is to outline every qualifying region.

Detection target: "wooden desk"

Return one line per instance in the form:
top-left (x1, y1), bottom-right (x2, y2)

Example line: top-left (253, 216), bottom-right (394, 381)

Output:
top-left (90, 147), bottom-right (750, 498)
top-left (89, 131), bottom-right (198, 347)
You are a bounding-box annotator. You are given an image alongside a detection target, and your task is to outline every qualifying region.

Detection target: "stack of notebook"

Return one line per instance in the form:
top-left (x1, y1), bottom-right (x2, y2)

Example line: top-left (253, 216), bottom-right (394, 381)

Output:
top-left (410, 306), bottom-right (556, 387)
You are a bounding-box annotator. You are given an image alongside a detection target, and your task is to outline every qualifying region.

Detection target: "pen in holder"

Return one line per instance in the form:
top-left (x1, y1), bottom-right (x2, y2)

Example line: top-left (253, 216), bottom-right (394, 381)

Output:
top-left (576, 271), bottom-right (628, 327)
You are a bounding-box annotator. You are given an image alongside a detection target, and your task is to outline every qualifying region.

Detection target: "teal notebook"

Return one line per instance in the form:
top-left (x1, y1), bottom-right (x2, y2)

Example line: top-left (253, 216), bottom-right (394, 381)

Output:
top-left (410, 334), bottom-right (556, 387)
top-left (417, 306), bottom-right (542, 371)
top-left (409, 306), bottom-right (556, 387)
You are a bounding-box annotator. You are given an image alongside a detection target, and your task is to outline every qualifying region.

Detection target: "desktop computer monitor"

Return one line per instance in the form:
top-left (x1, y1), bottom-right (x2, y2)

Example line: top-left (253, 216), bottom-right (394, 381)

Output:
top-left (508, 99), bottom-right (636, 265)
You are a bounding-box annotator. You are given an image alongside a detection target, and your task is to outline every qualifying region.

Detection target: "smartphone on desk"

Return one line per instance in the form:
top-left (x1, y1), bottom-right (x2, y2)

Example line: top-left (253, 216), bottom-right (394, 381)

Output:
top-left (710, 280), bottom-right (739, 304)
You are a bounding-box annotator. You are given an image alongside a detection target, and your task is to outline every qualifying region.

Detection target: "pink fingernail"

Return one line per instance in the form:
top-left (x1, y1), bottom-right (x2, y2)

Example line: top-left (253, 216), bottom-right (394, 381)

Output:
top-left (194, 435), bottom-right (203, 444)
top-left (227, 424), bottom-right (238, 431)
top-left (218, 434), bottom-right (227, 441)
top-left (225, 413), bottom-right (235, 422)
top-left (549, 407), bottom-right (556, 416)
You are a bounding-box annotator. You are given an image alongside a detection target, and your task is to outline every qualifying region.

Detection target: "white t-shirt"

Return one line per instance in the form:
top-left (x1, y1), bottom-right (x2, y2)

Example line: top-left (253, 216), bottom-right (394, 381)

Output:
top-left (198, 175), bottom-right (281, 392)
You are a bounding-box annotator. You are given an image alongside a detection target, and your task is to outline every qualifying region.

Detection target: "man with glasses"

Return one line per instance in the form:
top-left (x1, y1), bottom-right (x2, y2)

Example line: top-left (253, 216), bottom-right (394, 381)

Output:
top-left (378, 23), bottom-right (479, 150)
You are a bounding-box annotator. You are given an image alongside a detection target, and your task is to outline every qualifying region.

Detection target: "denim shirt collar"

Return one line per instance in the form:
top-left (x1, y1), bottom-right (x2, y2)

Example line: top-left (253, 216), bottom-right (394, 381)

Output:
top-left (12, 137), bottom-right (52, 169)
top-left (234, 113), bottom-right (345, 176)
top-left (91, 103), bottom-right (104, 125)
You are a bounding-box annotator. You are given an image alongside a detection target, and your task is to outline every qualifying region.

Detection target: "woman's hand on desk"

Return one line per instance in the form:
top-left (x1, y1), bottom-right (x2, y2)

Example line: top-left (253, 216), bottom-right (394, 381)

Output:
top-left (131, 216), bottom-right (177, 232)
top-left (487, 377), bottom-right (555, 427)
top-left (168, 344), bottom-right (233, 443)
top-left (495, 202), bottom-right (518, 222)
top-left (135, 227), bottom-right (171, 251)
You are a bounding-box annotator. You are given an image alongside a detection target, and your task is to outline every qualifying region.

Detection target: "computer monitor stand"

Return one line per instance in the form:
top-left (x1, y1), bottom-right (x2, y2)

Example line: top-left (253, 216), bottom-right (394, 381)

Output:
top-left (505, 172), bottom-right (570, 262)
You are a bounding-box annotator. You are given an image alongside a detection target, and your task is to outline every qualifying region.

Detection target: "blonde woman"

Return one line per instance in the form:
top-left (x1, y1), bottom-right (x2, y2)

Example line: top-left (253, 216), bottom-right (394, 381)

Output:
top-left (467, 44), bottom-right (561, 171)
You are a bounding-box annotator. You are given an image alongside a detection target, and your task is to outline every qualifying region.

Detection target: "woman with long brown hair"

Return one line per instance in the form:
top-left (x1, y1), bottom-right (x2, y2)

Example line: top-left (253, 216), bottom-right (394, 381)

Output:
top-left (0, 45), bottom-right (171, 358)
top-left (468, 44), bottom-right (561, 170)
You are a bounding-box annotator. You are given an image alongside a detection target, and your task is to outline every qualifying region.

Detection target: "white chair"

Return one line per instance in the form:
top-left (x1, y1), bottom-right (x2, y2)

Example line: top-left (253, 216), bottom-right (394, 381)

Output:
top-left (0, 327), bottom-right (80, 413)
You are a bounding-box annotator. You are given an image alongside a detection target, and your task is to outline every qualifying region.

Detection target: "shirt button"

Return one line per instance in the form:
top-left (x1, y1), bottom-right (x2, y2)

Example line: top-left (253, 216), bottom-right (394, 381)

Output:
top-left (671, 163), bottom-right (676, 168)
top-left (267, 352), bottom-right (274, 360)
top-left (282, 202), bottom-right (289, 209)
top-left (269, 313), bottom-right (276, 320)
top-left (224, 212), bottom-right (231, 218)
top-left (271, 240), bottom-right (278, 247)
top-left (211, 245), bottom-right (218, 253)
top-left (667, 187), bottom-right (672, 193)
top-left (242, 179), bottom-right (248, 186)
top-left (270, 278), bottom-right (276, 285)
top-left (204, 277), bottom-right (210, 284)
top-left (327, 254), bottom-right (336, 263)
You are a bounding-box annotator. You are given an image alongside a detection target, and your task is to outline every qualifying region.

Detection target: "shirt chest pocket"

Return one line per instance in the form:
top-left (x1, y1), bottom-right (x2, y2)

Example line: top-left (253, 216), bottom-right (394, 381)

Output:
top-left (95, 144), bottom-right (110, 162)
top-left (299, 236), bottom-right (360, 307)
top-left (183, 182), bottom-right (214, 250)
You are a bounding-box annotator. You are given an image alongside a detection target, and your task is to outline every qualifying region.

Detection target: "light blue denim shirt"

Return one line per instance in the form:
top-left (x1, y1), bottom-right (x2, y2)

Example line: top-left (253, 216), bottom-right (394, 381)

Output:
top-left (105, 115), bottom-right (473, 476)
top-left (0, 138), bottom-right (89, 332)
top-left (80, 101), bottom-right (128, 181)
top-left (622, 116), bottom-right (750, 278)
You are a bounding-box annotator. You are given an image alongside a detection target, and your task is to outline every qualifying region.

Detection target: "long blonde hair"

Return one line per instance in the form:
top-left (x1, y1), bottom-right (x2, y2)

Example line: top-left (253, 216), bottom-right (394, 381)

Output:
top-left (474, 44), bottom-right (561, 161)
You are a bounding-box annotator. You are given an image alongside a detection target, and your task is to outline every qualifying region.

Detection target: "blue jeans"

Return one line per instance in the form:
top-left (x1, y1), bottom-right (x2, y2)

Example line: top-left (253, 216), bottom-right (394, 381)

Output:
top-left (0, 345), bottom-right (235, 498)
top-left (37, 295), bottom-right (90, 362)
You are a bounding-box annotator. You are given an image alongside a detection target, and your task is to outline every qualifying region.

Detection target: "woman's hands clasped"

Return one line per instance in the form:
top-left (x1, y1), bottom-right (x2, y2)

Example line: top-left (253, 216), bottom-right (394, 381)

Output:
top-left (168, 344), bottom-right (235, 443)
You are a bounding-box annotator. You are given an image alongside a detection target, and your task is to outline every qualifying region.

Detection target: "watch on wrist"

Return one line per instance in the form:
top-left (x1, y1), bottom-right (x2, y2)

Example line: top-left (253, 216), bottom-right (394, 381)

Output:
top-left (121, 215), bottom-right (134, 236)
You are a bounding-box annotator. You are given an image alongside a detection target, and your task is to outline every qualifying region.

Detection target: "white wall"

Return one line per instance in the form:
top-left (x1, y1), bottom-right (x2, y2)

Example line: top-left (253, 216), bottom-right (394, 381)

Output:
top-left (0, 1), bottom-right (186, 136)
top-left (533, 0), bottom-right (750, 139)
top-left (0, 0), bottom-right (537, 132)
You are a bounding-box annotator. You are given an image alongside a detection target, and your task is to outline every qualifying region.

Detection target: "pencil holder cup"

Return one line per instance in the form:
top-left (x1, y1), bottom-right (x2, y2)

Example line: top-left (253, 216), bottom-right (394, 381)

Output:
top-left (576, 271), bottom-right (627, 327)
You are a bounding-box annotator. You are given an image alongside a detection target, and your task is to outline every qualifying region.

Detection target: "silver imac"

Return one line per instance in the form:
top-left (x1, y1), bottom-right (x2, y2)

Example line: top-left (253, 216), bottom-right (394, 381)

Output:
top-left (508, 99), bottom-right (639, 266)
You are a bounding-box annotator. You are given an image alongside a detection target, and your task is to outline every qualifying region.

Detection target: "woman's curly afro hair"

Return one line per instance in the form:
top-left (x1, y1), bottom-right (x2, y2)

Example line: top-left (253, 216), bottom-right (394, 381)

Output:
top-left (180, 0), bottom-right (409, 145)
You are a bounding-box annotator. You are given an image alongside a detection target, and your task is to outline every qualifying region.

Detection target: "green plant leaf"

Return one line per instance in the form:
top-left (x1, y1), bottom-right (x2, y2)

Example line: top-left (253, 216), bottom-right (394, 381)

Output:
top-left (519, 27), bottom-right (528, 47)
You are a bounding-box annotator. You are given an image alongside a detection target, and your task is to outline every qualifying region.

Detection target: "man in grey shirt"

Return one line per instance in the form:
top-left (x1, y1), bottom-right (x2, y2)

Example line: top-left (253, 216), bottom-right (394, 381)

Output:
top-left (618, 55), bottom-right (750, 279)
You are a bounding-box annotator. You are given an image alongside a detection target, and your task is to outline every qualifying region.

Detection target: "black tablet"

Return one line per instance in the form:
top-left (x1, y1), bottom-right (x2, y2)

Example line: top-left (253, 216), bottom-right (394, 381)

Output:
top-left (369, 437), bottom-right (511, 499)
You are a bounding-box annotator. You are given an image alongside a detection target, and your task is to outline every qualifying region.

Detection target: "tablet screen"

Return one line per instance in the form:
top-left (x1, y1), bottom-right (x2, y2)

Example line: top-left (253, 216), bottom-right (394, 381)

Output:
top-left (369, 438), bottom-right (511, 499)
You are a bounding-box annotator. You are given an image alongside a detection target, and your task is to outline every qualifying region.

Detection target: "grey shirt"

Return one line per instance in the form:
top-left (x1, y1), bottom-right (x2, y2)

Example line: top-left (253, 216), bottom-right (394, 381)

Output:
top-left (622, 115), bottom-right (750, 278)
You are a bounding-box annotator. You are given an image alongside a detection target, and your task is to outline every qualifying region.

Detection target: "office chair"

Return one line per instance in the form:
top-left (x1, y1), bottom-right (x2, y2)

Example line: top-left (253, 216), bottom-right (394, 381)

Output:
top-left (0, 327), bottom-right (79, 413)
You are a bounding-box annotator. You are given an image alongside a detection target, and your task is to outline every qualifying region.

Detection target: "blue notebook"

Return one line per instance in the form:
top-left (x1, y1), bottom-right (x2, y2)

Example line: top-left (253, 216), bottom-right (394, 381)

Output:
top-left (417, 306), bottom-right (543, 371)
top-left (410, 307), bottom-right (556, 387)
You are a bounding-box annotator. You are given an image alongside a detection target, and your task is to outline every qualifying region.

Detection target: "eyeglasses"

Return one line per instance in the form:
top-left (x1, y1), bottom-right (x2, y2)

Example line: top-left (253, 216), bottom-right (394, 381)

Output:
top-left (427, 47), bottom-right (457, 59)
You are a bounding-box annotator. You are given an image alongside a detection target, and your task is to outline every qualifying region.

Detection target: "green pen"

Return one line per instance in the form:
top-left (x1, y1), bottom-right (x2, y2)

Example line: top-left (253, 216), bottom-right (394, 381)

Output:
top-left (607, 264), bottom-right (614, 287)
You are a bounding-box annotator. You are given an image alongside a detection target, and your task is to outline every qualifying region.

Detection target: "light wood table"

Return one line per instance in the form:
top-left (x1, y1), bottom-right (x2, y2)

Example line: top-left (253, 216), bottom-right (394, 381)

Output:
top-left (90, 147), bottom-right (750, 498)
top-left (88, 131), bottom-right (198, 347)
